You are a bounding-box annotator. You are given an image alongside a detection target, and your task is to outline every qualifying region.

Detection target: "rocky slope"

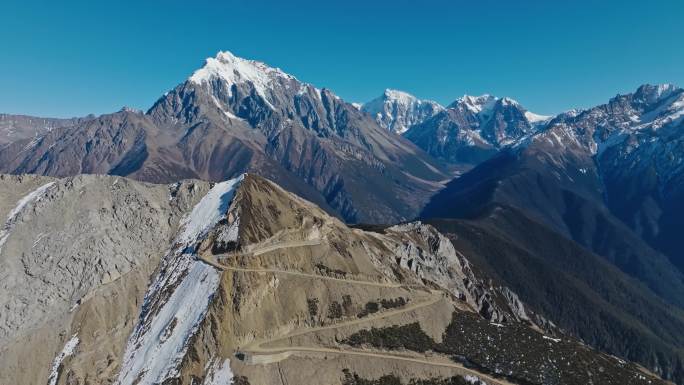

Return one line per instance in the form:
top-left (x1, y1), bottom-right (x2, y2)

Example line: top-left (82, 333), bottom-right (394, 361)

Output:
top-left (0, 173), bottom-right (667, 385)
top-left (0, 51), bottom-right (450, 224)
top-left (0, 113), bottom-right (94, 144)
top-left (0, 173), bottom-right (210, 385)
top-left (427, 208), bottom-right (684, 383)
top-left (362, 89), bottom-right (444, 134)
top-left (422, 84), bottom-right (684, 301)
top-left (421, 84), bottom-right (684, 384)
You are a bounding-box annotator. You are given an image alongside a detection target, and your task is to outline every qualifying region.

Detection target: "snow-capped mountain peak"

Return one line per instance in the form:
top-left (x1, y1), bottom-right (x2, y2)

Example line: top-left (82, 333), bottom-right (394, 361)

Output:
top-left (190, 50), bottom-right (295, 88)
top-left (188, 51), bottom-right (305, 109)
top-left (634, 83), bottom-right (680, 104)
top-left (454, 94), bottom-right (498, 114)
top-left (362, 89), bottom-right (444, 133)
top-left (453, 94), bottom-right (550, 124)
top-left (382, 89), bottom-right (419, 105)
top-left (499, 96), bottom-right (520, 107)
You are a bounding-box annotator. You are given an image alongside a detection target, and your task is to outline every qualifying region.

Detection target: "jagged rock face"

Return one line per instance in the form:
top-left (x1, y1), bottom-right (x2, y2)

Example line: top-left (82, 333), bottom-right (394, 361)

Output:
top-left (0, 51), bottom-right (449, 225)
top-left (381, 221), bottom-right (541, 325)
top-left (361, 89), bottom-right (444, 134)
top-left (1, 173), bottom-right (665, 385)
top-left (404, 94), bottom-right (549, 166)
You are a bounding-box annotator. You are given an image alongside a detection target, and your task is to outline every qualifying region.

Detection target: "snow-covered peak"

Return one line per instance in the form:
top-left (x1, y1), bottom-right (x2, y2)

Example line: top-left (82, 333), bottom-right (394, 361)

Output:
top-left (382, 89), bottom-right (420, 105)
top-left (454, 94), bottom-right (498, 114)
top-left (633, 83), bottom-right (681, 105)
top-left (499, 96), bottom-right (521, 107)
top-left (362, 89), bottom-right (444, 133)
top-left (453, 94), bottom-right (551, 124)
top-left (190, 51), bottom-right (295, 84)
top-left (189, 51), bottom-right (296, 103)
top-left (637, 88), bottom-right (684, 129)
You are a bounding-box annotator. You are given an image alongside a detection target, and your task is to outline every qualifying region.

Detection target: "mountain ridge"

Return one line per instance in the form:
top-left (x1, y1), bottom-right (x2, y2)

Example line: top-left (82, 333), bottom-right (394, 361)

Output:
top-left (0, 172), bottom-right (670, 385)
top-left (0, 51), bottom-right (451, 224)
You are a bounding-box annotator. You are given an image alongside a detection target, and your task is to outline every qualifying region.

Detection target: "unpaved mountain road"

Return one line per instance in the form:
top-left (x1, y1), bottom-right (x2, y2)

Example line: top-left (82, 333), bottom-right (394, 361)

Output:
top-left (244, 347), bottom-right (515, 385)
top-left (199, 238), bottom-right (414, 288)
top-left (251, 290), bottom-right (446, 350)
top-left (200, 253), bottom-right (408, 288)
top-left (215, 238), bottom-right (323, 258)
top-left (201, 239), bottom-right (512, 384)
top-left (241, 290), bottom-right (515, 385)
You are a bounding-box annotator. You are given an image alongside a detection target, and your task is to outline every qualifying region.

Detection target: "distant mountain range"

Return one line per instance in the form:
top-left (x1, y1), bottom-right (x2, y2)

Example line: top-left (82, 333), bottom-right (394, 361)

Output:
top-left (2, 51), bottom-right (684, 384)
top-left (0, 52), bottom-right (449, 224)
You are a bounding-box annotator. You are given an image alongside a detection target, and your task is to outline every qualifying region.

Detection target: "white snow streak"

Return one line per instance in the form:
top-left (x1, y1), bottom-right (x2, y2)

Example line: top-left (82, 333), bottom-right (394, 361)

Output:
top-left (177, 176), bottom-right (244, 245)
top-left (0, 181), bottom-right (54, 254)
top-left (202, 359), bottom-right (234, 385)
top-left (116, 176), bottom-right (244, 385)
top-left (464, 374), bottom-right (487, 384)
top-left (47, 334), bottom-right (80, 385)
top-left (543, 335), bottom-right (562, 343)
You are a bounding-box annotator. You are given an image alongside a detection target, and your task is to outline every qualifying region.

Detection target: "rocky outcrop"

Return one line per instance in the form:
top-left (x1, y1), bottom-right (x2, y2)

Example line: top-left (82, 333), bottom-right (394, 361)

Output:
top-left (380, 221), bottom-right (550, 326)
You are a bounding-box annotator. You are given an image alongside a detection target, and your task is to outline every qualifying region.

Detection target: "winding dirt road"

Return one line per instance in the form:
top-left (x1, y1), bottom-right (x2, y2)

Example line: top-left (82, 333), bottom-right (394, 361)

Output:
top-left (200, 240), bottom-right (513, 384)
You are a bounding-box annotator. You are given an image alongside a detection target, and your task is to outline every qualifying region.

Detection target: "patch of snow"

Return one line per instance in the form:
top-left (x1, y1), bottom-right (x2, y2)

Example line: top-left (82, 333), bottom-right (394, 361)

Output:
top-left (0, 181), bottom-right (55, 254)
top-left (543, 335), bottom-right (561, 343)
top-left (595, 129), bottom-right (628, 157)
top-left (525, 110), bottom-right (552, 123)
top-left (210, 95), bottom-right (244, 121)
top-left (202, 359), bottom-right (234, 385)
top-left (177, 176), bottom-right (244, 245)
top-left (296, 83), bottom-right (322, 98)
top-left (22, 135), bottom-right (43, 151)
top-left (464, 374), bottom-right (487, 384)
top-left (116, 176), bottom-right (244, 385)
top-left (47, 334), bottom-right (80, 385)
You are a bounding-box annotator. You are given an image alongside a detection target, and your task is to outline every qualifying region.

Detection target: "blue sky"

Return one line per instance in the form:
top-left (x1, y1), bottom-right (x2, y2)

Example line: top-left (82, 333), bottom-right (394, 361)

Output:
top-left (2, 0), bottom-right (682, 117)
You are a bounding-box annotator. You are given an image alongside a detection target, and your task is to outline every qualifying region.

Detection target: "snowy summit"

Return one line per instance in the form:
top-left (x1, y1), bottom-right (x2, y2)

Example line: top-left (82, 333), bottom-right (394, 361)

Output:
top-left (362, 89), bottom-right (444, 134)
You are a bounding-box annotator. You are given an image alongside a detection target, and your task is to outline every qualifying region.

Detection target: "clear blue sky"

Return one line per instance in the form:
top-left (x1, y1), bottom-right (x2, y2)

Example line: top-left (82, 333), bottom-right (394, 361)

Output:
top-left (2, 0), bottom-right (682, 117)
